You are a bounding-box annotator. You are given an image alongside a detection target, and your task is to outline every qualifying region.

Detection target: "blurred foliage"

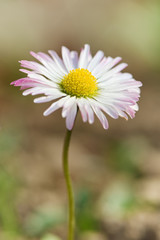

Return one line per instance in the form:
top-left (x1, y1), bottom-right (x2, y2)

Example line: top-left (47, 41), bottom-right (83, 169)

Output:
top-left (0, 126), bottom-right (23, 237)
top-left (75, 188), bottom-right (99, 233)
top-left (108, 138), bottom-right (143, 178)
top-left (41, 234), bottom-right (62, 240)
top-left (0, 126), bottom-right (22, 159)
top-left (0, 169), bottom-right (20, 236)
top-left (99, 182), bottom-right (139, 219)
top-left (24, 206), bottom-right (65, 237)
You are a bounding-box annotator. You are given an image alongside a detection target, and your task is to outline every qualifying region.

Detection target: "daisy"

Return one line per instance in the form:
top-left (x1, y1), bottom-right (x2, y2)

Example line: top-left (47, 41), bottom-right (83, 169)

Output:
top-left (11, 44), bottom-right (142, 130)
top-left (11, 44), bottom-right (142, 240)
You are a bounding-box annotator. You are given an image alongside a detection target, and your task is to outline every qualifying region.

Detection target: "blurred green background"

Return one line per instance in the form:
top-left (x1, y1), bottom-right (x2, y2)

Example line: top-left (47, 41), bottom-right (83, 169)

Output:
top-left (0, 0), bottom-right (160, 240)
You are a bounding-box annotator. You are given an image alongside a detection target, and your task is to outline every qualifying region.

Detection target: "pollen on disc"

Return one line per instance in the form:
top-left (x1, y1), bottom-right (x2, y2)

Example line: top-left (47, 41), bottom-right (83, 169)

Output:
top-left (60, 68), bottom-right (98, 98)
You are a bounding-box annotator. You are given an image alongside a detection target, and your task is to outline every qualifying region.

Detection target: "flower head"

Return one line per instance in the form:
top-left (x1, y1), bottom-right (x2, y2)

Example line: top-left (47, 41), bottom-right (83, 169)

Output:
top-left (11, 44), bottom-right (142, 130)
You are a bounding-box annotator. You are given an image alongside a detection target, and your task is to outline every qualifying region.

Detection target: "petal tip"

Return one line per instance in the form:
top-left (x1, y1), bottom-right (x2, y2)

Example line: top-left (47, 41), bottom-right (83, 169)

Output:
top-left (30, 51), bottom-right (34, 55)
top-left (43, 111), bottom-right (48, 117)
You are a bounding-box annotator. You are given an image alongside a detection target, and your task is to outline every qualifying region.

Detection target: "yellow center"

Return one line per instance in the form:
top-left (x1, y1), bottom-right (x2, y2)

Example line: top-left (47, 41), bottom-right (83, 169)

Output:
top-left (60, 68), bottom-right (98, 98)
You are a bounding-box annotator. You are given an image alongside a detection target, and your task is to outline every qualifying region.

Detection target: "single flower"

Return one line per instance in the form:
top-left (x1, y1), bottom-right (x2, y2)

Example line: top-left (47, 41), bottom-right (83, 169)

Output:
top-left (11, 44), bottom-right (142, 130)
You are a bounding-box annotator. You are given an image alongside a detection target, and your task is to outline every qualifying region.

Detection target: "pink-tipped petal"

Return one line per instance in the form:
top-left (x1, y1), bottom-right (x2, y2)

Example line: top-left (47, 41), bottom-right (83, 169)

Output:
top-left (91, 104), bottom-right (109, 129)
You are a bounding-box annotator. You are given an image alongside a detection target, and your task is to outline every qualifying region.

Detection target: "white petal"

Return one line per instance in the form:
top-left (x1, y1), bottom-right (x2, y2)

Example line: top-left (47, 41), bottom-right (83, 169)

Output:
top-left (98, 63), bottom-right (128, 82)
top-left (114, 107), bottom-right (128, 120)
top-left (31, 88), bottom-right (62, 96)
top-left (43, 96), bottom-right (69, 116)
top-left (70, 51), bottom-right (79, 69)
top-left (97, 92), bottom-right (138, 104)
top-left (94, 57), bottom-right (122, 78)
top-left (131, 103), bottom-right (139, 111)
top-left (98, 77), bottom-right (141, 89)
top-left (87, 50), bottom-right (104, 72)
top-left (62, 97), bottom-right (76, 118)
top-left (78, 44), bottom-right (91, 69)
top-left (91, 98), bottom-right (119, 119)
top-left (83, 100), bottom-right (94, 124)
top-left (106, 57), bottom-right (113, 64)
top-left (62, 46), bottom-right (74, 72)
top-left (65, 102), bottom-right (77, 130)
top-left (91, 57), bottom-right (109, 76)
top-left (98, 73), bottom-right (133, 84)
top-left (23, 87), bottom-right (42, 96)
top-left (91, 104), bottom-right (109, 129)
top-left (34, 92), bottom-right (65, 103)
top-left (48, 50), bottom-right (67, 74)
top-left (77, 98), bottom-right (88, 122)
top-left (30, 52), bottom-right (63, 79)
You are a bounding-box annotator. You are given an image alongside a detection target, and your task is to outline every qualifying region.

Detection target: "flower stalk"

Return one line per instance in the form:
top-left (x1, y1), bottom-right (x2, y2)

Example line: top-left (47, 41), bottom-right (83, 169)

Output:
top-left (63, 129), bottom-right (75, 240)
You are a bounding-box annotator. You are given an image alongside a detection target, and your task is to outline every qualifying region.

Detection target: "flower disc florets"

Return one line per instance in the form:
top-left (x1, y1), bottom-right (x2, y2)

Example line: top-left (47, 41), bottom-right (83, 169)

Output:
top-left (60, 68), bottom-right (98, 98)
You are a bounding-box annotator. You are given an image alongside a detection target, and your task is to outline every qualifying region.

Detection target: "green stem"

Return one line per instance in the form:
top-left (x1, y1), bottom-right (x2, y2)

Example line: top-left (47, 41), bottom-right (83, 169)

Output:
top-left (63, 129), bottom-right (75, 240)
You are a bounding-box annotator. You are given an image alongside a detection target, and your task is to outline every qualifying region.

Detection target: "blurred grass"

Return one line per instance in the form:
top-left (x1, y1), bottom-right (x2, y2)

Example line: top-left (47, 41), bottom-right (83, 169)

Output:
top-left (0, 126), bottom-right (22, 159)
top-left (0, 125), bottom-right (24, 237)
top-left (99, 182), bottom-right (140, 219)
top-left (108, 138), bottom-right (143, 178)
top-left (0, 170), bottom-right (19, 235)
top-left (75, 188), bottom-right (99, 233)
top-left (41, 234), bottom-right (62, 240)
top-left (24, 206), bottom-right (65, 237)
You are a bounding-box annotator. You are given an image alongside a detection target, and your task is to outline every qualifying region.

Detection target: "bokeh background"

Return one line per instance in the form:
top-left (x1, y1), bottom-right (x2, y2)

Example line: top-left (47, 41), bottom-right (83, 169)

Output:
top-left (0, 0), bottom-right (160, 240)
